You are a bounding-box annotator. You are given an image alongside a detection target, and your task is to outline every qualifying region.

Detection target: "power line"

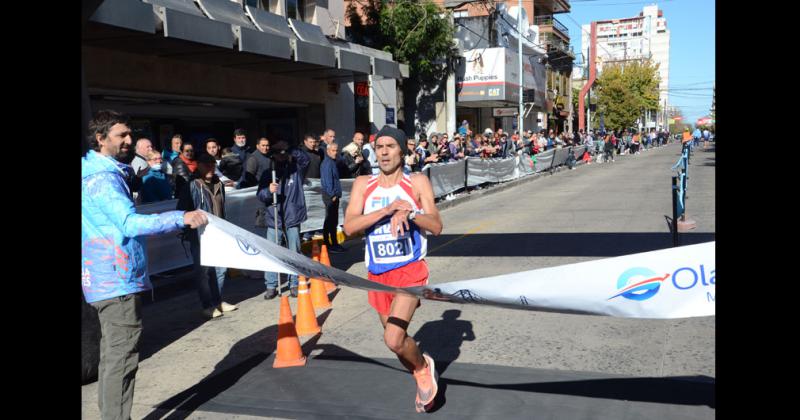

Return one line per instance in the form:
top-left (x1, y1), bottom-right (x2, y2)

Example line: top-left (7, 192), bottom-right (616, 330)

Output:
top-left (667, 90), bottom-right (714, 95)
top-left (669, 98), bottom-right (713, 102)
top-left (561, 13), bottom-right (616, 58)
top-left (666, 86), bottom-right (714, 91)
top-left (454, 21), bottom-right (492, 59)
top-left (496, 13), bottom-right (550, 51)
top-left (668, 93), bottom-right (713, 97)
top-left (668, 80), bottom-right (715, 87)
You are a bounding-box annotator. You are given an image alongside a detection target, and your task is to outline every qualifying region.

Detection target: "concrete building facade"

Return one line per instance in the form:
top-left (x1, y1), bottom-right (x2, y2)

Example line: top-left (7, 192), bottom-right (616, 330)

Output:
top-left (441, 0), bottom-right (574, 136)
top-left (581, 4), bottom-right (670, 130)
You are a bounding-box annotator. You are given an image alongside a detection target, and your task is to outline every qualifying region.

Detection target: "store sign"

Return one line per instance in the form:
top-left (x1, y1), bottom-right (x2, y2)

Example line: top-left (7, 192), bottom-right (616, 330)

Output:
top-left (355, 82), bottom-right (369, 97)
top-left (696, 117), bottom-right (712, 126)
top-left (493, 107), bottom-right (518, 117)
top-left (456, 48), bottom-right (507, 102)
top-left (456, 47), bottom-right (546, 104)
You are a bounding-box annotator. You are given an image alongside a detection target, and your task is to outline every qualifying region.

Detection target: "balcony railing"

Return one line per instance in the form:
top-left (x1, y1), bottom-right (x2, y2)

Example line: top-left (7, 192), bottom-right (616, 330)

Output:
top-left (534, 16), bottom-right (569, 37)
top-left (539, 32), bottom-right (575, 58)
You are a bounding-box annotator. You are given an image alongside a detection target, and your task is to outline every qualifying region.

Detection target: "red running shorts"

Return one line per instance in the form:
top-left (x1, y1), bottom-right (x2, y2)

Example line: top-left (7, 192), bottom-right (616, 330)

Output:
top-left (367, 260), bottom-right (429, 316)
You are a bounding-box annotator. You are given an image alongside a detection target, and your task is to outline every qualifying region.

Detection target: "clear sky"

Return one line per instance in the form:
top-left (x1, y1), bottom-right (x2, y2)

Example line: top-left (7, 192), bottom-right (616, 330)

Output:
top-left (559, 0), bottom-right (715, 124)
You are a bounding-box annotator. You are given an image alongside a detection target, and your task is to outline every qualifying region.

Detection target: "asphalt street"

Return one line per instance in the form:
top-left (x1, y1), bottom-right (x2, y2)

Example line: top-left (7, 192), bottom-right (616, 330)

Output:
top-left (82, 141), bottom-right (715, 419)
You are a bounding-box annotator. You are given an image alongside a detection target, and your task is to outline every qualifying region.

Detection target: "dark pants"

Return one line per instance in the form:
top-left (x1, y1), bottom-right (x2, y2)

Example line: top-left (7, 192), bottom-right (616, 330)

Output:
top-left (90, 294), bottom-right (142, 420)
top-left (322, 194), bottom-right (340, 246)
top-left (566, 154), bottom-right (576, 169)
top-left (604, 146), bottom-right (614, 161)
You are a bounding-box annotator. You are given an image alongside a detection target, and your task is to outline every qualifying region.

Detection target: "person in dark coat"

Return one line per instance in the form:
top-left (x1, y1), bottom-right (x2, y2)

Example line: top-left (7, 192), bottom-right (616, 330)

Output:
top-left (218, 147), bottom-right (243, 183)
top-left (300, 133), bottom-right (322, 179)
top-left (257, 141), bottom-right (310, 299)
top-left (231, 128), bottom-right (252, 188)
top-left (243, 137), bottom-right (273, 188)
top-left (171, 142), bottom-right (197, 194)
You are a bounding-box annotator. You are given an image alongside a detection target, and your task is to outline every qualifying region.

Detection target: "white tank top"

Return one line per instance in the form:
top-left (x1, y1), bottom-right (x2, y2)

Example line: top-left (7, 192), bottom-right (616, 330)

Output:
top-left (362, 174), bottom-right (427, 274)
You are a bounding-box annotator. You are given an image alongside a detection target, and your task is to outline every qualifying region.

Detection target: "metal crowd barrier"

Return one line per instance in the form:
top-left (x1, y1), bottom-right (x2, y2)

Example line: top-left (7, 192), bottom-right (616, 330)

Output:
top-left (137, 179), bottom-right (355, 276)
top-left (670, 144), bottom-right (690, 246)
top-left (138, 146), bottom-right (589, 275)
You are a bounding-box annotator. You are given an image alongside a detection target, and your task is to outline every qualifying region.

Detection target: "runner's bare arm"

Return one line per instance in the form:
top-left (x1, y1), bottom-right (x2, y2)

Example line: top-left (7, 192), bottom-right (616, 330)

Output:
top-left (343, 176), bottom-right (412, 235)
top-left (409, 173), bottom-right (443, 236)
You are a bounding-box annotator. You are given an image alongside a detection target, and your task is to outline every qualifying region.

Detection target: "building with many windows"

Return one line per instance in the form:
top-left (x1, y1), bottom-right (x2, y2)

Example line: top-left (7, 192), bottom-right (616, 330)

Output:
top-left (581, 4), bottom-right (670, 130)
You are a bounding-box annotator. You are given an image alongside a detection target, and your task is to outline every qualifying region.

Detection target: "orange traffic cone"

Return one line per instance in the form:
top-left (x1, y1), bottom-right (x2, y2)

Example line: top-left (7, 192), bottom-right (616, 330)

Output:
top-left (320, 244), bottom-right (337, 293)
top-left (310, 275), bottom-right (332, 310)
top-left (294, 276), bottom-right (321, 336)
top-left (320, 243), bottom-right (331, 266)
top-left (273, 295), bottom-right (307, 368)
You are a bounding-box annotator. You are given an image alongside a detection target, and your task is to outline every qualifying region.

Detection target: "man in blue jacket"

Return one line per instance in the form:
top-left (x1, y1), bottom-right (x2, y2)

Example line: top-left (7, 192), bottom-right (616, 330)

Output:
top-left (82, 110), bottom-right (208, 420)
top-left (257, 140), bottom-right (310, 299)
top-left (321, 142), bottom-right (345, 253)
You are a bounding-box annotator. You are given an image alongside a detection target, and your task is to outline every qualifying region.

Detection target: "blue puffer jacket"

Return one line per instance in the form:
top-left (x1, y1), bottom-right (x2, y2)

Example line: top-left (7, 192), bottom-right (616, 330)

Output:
top-left (256, 148), bottom-right (310, 229)
top-left (82, 150), bottom-right (186, 303)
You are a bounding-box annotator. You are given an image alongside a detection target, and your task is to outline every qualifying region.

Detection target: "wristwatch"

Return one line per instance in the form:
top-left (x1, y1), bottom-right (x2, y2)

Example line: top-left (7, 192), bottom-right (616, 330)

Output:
top-left (407, 209), bottom-right (424, 221)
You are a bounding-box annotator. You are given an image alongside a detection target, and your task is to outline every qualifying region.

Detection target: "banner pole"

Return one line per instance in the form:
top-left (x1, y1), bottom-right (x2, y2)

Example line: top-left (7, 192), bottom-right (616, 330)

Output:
top-left (272, 169), bottom-right (281, 297)
top-left (464, 157), bottom-right (469, 194)
top-left (681, 153), bottom-right (688, 222)
top-left (672, 176), bottom-right (679, 247)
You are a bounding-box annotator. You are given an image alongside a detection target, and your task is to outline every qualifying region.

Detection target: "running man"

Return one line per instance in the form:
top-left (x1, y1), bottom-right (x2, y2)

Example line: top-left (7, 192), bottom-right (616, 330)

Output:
top-left (343, 126), bottom-right (443, 413)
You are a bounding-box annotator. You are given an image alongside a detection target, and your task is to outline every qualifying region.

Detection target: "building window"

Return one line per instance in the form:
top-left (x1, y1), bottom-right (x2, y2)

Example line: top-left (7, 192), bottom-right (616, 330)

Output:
top-left (244, 0), bottom-right (261, 9)
top-left (287, 0), bottom-right (301, 20)
top-left (454, 10), bottom-right (468, 18)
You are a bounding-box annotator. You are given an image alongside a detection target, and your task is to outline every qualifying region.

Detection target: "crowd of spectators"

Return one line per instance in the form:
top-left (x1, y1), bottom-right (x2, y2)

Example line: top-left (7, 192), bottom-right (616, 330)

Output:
top-left (123, 124), bottom-right (694, 207)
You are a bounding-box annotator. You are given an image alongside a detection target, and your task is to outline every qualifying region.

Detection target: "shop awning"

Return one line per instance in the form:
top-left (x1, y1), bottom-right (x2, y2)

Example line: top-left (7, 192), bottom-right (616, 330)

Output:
top-left (288, 18), bottom-right (374, 78)
top-left (197, 0), bottom-right (291, 60)
top-left (86, 0), bottom-right (403, 81)
top-left (287, 18), bottom-right (337, 68)
top-left (372, 57), bottom-right (402, 79)
top-left (90, 0), bottom-right (156, 34)
top-left (146, 0), bottom-right (233, 49)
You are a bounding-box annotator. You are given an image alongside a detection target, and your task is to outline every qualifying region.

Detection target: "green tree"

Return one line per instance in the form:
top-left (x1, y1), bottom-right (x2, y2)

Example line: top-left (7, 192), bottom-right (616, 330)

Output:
top-left (594, 65), bottom-right (640, 130)
top-left (623, 60), bottom-right (661, 112)
top-left (593, 60), bottom-right (661, 131)
top-left (347, 0), bottom-right (457, 84)
top-left (346, 1), bottom-right (459, 132)
top-left (346, 0), bottom-right (383, 48)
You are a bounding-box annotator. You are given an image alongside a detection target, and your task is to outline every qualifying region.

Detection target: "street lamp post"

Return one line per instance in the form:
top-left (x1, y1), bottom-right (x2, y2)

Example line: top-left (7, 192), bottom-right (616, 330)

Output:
top-left (446, 10), bottom-right (456, 136)
top-left (518, 0), bottom-right (524, 135)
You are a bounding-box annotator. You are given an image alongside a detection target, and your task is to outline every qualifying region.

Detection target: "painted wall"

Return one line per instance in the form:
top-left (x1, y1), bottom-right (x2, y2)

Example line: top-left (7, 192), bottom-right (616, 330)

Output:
top-left (325, 81), bottom-right (356, 146)
top-left (371, 76), bottom-right (398, 132)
